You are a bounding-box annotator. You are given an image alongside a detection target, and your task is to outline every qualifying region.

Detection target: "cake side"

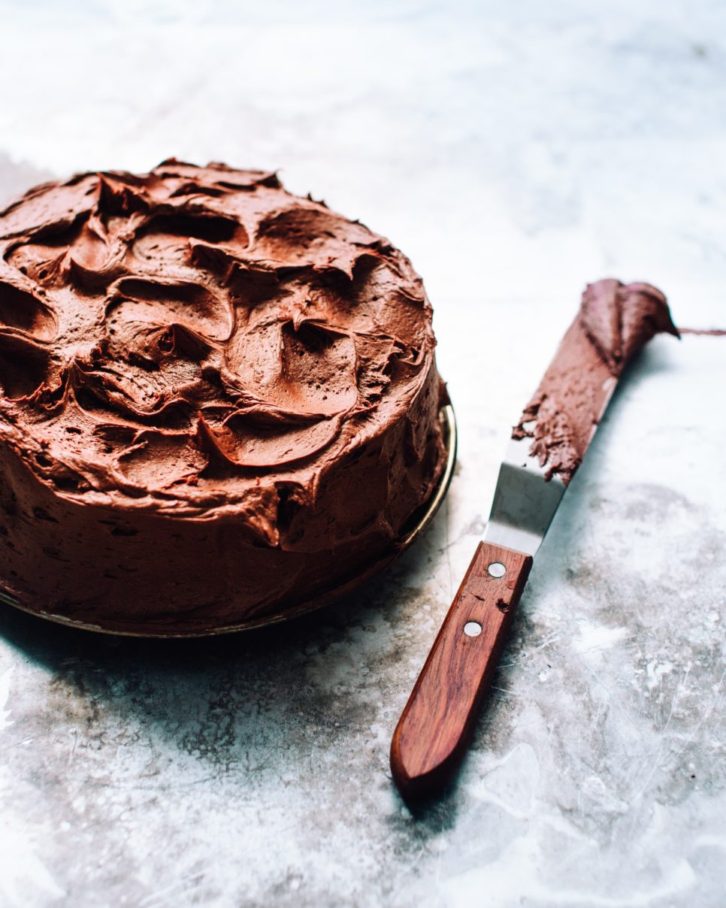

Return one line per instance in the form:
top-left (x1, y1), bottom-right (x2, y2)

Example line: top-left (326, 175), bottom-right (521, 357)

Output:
top-left (0, 359), bottom-right (445, 633)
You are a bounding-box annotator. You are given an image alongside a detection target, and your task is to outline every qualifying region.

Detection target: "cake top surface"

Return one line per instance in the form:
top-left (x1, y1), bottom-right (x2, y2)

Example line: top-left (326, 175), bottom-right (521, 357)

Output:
top-left (0, 160), bottom-right (436, 538)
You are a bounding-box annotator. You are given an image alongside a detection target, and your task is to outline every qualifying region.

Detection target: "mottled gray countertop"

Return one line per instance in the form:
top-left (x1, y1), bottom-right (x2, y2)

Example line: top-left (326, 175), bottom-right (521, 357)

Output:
top-left (0, 2), bottom-right (724, 906)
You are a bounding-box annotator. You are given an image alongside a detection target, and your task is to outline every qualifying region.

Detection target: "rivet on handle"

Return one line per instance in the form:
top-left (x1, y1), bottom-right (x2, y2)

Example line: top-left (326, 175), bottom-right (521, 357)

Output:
top-left (463, 621), bottom-right (482, 637)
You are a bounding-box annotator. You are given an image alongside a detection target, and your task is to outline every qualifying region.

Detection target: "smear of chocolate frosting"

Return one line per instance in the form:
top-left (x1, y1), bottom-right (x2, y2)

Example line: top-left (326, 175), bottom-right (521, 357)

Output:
top-left (679, 327), bottom-right (726, 336)
top-left (513, 279), bottom-right (679, 484)
top-left (0, 160), bottom-right (446, 632)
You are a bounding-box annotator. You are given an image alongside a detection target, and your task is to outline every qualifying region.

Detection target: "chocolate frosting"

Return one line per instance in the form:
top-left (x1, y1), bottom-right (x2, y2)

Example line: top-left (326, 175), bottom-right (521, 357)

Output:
top-left (513, 279), bottom-right (678, 484)
top-left (0, 161), bottom-right (446, 632)
top-left (679, 327), bottom-right (726, 336)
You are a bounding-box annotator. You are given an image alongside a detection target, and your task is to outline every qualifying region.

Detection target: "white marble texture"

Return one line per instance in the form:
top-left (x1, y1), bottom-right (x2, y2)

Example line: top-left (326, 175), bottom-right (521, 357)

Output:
top-left (0, 1), bottom-right (724, 905)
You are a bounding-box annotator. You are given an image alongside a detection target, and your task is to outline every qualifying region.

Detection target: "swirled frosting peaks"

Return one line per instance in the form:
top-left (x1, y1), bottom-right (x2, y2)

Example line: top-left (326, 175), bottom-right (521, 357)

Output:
top-left (0, 160), bottom-right (440, 548)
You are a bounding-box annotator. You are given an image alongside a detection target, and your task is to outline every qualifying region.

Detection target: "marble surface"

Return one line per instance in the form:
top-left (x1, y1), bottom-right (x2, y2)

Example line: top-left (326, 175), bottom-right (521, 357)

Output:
top-left (0, 1), bottom-right (725, 905)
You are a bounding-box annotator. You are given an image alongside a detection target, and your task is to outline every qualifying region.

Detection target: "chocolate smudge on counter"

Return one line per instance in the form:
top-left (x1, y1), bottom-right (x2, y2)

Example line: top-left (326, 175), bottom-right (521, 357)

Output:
top-left (679, 327), bottom-right (726, 336)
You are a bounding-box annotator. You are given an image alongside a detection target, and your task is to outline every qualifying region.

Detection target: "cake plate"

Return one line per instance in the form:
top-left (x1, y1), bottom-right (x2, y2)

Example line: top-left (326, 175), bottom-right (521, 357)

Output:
top-left (0, 404), bottom-right (457, 637)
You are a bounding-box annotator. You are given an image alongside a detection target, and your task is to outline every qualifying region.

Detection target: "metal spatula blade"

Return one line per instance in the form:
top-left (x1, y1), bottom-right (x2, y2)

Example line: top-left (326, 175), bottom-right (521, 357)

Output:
top-left (483, 437), bottom-right (567, 556)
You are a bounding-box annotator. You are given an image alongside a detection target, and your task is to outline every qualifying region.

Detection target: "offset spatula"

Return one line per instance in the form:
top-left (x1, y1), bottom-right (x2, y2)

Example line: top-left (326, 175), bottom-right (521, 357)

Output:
top-left (390, 279), bottom-right (679, 801)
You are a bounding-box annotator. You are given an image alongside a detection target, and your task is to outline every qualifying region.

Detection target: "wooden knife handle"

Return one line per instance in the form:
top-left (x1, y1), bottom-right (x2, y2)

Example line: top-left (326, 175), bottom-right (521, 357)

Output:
top-left (390, 541), bottom-right (532, 801)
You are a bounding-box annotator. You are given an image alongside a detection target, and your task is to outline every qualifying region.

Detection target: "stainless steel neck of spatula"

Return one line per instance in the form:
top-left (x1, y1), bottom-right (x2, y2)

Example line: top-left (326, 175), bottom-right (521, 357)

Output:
top-left (483, 437), bottom-right (567, 557)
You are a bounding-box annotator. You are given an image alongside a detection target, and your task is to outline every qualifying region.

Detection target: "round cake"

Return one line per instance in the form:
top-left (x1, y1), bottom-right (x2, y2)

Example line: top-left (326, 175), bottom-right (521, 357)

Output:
top-left (0, 160), bottom-right (447, 634)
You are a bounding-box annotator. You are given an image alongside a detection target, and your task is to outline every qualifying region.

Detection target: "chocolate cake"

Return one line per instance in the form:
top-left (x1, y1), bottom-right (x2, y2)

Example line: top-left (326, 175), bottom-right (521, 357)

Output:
top-left (0, 160), bottom-right (447, 634)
